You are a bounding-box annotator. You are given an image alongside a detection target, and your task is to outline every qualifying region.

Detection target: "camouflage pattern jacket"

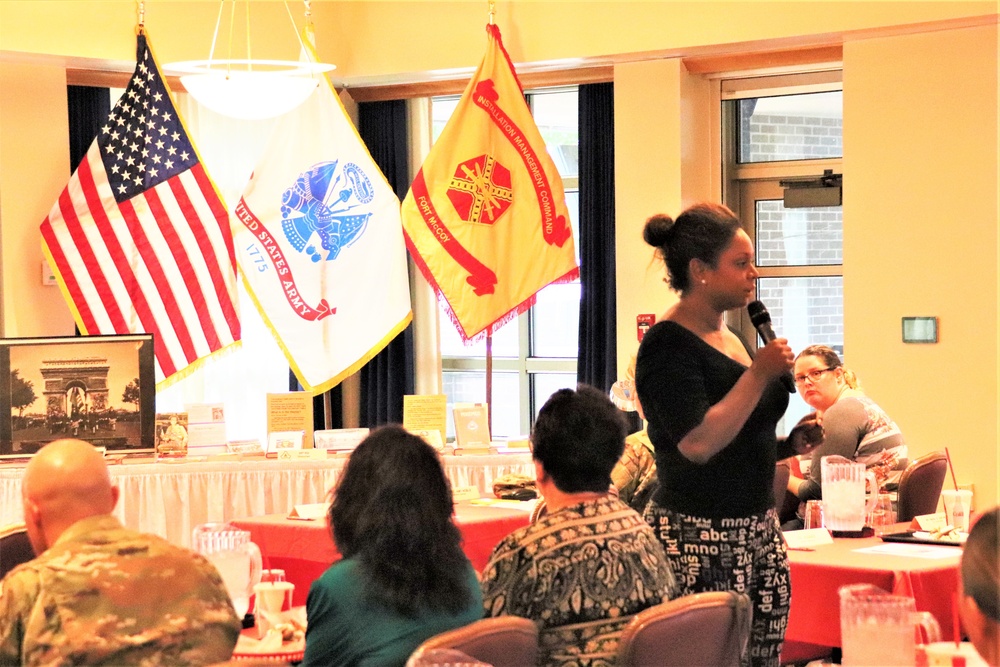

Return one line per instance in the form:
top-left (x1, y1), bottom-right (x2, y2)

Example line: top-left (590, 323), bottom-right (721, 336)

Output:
top-left (610, 429), bottom-right (659, 514)
top-left (0, 515), bottom-right (240, 666)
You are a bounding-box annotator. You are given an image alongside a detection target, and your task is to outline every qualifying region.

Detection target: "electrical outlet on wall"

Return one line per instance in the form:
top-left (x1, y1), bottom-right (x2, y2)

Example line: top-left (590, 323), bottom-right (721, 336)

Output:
top-left (41, 260), bottom-right (57, 286)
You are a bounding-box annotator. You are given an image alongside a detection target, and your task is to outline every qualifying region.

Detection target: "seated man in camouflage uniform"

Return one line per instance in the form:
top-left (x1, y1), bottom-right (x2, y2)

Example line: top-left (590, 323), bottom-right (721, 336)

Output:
top-left (609, 355), bottom-right (659, 513)
top-left (0, 439), bottom-right (241, 666)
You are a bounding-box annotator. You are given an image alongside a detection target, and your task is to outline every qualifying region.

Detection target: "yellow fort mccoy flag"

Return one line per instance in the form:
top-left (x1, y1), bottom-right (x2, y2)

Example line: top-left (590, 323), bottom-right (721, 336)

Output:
top-left (401, 24), bottom-right (578, 342)
top-left (235, 68), bottom-right (411, 394)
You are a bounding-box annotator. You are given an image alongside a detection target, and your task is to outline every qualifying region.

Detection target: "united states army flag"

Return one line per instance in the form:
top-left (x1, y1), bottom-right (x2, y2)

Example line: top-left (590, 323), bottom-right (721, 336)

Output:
top-left (401, 24), bottom-right (578, 342)
top-left (235, 64), bottom-right (411, 394)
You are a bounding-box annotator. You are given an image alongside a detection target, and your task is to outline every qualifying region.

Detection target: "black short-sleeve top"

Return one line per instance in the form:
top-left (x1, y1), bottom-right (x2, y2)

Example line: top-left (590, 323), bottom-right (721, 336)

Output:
top-left (635, 320), bottom-right (790, 518)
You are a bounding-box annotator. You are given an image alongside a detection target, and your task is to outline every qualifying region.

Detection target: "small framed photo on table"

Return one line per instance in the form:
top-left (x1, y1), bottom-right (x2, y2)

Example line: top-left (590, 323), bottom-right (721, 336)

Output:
top-left (267, 431), bottom-right (304, 457)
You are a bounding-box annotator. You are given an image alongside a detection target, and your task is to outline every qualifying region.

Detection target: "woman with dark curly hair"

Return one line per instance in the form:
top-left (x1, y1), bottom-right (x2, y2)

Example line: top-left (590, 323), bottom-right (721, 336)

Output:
top-left (301, 426), bottom-right (483, 667)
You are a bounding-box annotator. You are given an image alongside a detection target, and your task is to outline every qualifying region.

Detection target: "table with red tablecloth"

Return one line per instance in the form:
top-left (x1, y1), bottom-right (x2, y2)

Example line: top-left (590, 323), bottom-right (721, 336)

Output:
top-left (231, 501), bottom-right (533, 607)
top-left (784, 529), bottom-right (962, 652)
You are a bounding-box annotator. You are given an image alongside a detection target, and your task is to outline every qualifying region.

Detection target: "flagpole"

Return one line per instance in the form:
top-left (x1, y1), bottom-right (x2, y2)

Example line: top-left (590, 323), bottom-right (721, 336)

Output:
top-left (485, 0), bottom-right (496, 438)
top-left (485, 332), bottom-right (493, 436)
top-left (323, 391), bottom-right (332, 430)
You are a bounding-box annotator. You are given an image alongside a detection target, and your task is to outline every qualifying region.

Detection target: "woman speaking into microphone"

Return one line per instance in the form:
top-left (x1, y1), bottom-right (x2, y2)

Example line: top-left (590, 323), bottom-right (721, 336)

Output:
top-left (635, 203), bottom-right (820, 667)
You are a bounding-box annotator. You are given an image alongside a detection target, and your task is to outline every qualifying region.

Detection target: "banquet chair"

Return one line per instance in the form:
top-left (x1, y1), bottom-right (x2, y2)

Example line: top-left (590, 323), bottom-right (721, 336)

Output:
top-left (895, 450), bottom-right (948, 523)
top-left (407, 616), bottom-right (539, 667)
top-left (207, 661), bottom-right (292, 666)
top-left (0, 523), bottom-right (34, 578)
top-left (776, 459), bottom-right (804, 525)
top-left (617, 591), bottom-right (751, 667)
top-left (773, 460), bottom-right (791, 511)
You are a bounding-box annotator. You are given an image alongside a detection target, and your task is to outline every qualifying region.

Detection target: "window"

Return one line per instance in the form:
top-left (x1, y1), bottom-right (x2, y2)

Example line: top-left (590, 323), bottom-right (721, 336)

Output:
top-left (434, 88), bottom-right (580, 439)
top-left (722, 73), bottom-right (843, 432)
top-left (737, 91), bottom-right (843, 163)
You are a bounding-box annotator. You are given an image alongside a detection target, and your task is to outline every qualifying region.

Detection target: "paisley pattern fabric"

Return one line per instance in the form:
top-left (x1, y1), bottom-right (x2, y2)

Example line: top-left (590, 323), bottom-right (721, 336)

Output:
top-left (480, 495), bottom-right (677, 666)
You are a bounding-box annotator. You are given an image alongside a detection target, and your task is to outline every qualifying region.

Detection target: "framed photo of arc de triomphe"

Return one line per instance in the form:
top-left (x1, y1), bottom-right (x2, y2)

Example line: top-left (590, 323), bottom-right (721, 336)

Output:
top-left (0, 334), bottom-right (156, 459)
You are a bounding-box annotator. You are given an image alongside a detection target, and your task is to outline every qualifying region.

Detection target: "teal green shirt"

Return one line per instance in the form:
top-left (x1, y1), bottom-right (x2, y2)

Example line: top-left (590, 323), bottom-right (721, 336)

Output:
top-left (302, 558), bottom-right (483, 667)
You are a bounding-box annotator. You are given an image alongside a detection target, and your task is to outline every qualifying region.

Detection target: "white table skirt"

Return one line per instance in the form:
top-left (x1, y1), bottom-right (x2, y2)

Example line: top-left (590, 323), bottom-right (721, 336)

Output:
top-left (0, 453), bottom-right (533, 548)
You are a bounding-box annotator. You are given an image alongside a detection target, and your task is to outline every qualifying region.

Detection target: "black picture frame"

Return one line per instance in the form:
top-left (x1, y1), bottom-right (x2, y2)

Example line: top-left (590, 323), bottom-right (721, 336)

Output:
top-left (0, 334), bottom-right (156, 459)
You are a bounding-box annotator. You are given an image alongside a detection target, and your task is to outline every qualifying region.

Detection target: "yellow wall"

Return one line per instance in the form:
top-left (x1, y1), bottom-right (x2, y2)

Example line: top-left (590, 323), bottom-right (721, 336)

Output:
top-left (843, 24), bottom-right (999, 507)
top-left (1, 2), bottom-right (998, 505)
top-left (0, 62), bottom-right (76, 338)
top-left (614, 59), bottom-right (713, 373)
top-left (0, 2), bottom-right (994, 79)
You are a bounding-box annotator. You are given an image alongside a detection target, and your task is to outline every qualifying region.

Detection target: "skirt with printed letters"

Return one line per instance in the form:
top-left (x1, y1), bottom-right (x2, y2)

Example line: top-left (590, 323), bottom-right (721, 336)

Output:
top-left (644, 504), bottom-right (790, 667)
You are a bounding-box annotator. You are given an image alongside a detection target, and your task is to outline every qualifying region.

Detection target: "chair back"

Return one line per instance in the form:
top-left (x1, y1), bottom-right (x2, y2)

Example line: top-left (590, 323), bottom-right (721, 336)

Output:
top-left (895, 450), bottom-right (948, 522)
top-left (0, 524), bottom-right (34, 578)
top-left (617, 591), bottom-right (752, 667)
top-left (773, 460), bottom-right (791, 510)
top-left (408, 616), bottom-right (538, 667)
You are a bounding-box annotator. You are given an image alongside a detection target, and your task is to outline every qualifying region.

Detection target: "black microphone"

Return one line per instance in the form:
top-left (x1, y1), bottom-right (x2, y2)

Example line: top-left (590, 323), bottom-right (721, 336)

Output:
top-left (747, 300), bottom-right (796, 393)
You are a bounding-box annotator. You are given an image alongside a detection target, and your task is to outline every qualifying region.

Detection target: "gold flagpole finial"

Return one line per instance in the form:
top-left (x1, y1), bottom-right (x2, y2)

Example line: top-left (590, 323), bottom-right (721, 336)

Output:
top-left (136, 0), bottom-right (146, 34)
top-left (488, 0), bottom-right (495, 25)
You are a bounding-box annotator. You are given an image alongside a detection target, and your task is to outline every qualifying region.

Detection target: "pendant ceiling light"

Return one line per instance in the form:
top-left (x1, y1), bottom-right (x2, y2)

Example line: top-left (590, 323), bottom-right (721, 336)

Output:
top-left (166, 0), bottom-right (334, 121)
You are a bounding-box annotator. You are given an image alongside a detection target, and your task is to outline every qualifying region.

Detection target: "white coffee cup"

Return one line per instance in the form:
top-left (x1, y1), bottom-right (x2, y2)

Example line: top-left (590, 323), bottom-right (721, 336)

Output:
top-left (253, 580), bottom-right (295, 615)
top-left (922, 641), bottom-right (989, 667)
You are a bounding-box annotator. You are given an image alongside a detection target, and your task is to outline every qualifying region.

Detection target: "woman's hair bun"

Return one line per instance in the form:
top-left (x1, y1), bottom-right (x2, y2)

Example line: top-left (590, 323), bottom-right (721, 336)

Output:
top-left (643, 214), bottom-right (675, 248)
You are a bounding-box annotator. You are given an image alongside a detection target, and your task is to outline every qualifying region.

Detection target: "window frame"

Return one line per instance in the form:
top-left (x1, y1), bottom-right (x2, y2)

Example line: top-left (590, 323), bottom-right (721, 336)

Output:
top-left (720, 72), bottom-right (844, 349)
top-left (719, 72), bottom-right (844, 434)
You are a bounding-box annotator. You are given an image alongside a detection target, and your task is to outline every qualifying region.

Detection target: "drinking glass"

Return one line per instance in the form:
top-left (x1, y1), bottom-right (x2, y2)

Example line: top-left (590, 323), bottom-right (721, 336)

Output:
top-left (868, 493), bottom-right (896, 536)
top-left (261, 569), bottom-right (286, 584)
top-left (804, 500), bottom-right (825, 530)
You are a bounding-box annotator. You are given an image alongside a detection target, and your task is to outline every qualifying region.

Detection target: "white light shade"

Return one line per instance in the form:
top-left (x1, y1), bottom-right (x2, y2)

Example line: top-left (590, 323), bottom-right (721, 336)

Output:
top-left (169, 59), bottom-right (335, 121)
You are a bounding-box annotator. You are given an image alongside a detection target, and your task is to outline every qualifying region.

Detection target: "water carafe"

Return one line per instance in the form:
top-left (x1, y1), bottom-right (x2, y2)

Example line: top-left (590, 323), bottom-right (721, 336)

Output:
top-left (839, 584), bottom-right (940, 666)
top-left (192, 523), bottom-right (263, 617)
top-left (821, 456), bottom-right (878, 533)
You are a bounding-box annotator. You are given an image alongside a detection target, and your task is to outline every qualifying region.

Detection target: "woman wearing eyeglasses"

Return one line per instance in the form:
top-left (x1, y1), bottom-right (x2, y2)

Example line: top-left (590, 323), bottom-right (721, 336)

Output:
top-left (787, 345), bottom-right (907, 508)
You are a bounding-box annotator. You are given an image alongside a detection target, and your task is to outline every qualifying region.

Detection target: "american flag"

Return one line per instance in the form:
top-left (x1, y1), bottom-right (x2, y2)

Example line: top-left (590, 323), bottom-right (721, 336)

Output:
top-left (40, 34), bottom-right (240, 385)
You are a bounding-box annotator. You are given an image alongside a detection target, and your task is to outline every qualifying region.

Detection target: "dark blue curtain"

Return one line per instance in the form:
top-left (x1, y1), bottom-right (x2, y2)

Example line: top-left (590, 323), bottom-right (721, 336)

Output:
top-left (68, 86), bottom-right (110, 171)
top-left (68, 86), bottom-right (111, 336)
top-left (290, 372), bottom-right (343, 431)
top-left (356, 99), bottom-right (415, 426)
top-left (576, 82), bottom-right (617, 394)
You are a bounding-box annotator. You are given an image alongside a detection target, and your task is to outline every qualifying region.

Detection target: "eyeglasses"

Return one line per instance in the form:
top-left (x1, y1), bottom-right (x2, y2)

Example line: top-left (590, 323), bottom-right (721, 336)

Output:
top-left (793, 367), bottom-right (835, 386)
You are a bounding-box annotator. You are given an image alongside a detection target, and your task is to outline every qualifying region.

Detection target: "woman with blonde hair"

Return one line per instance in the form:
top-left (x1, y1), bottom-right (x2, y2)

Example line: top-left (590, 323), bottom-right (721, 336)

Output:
top-left (787, 344), bottom-right (906, 506)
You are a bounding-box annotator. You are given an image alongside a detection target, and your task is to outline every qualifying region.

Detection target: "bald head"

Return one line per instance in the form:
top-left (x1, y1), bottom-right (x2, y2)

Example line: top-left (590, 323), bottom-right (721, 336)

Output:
top-left (22, 439), bottom-right (119, 553)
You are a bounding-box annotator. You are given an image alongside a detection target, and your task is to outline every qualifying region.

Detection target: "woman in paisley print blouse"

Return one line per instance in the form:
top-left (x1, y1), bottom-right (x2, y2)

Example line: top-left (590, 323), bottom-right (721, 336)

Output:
top-left (480, 385), bottom-right (677, 667)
